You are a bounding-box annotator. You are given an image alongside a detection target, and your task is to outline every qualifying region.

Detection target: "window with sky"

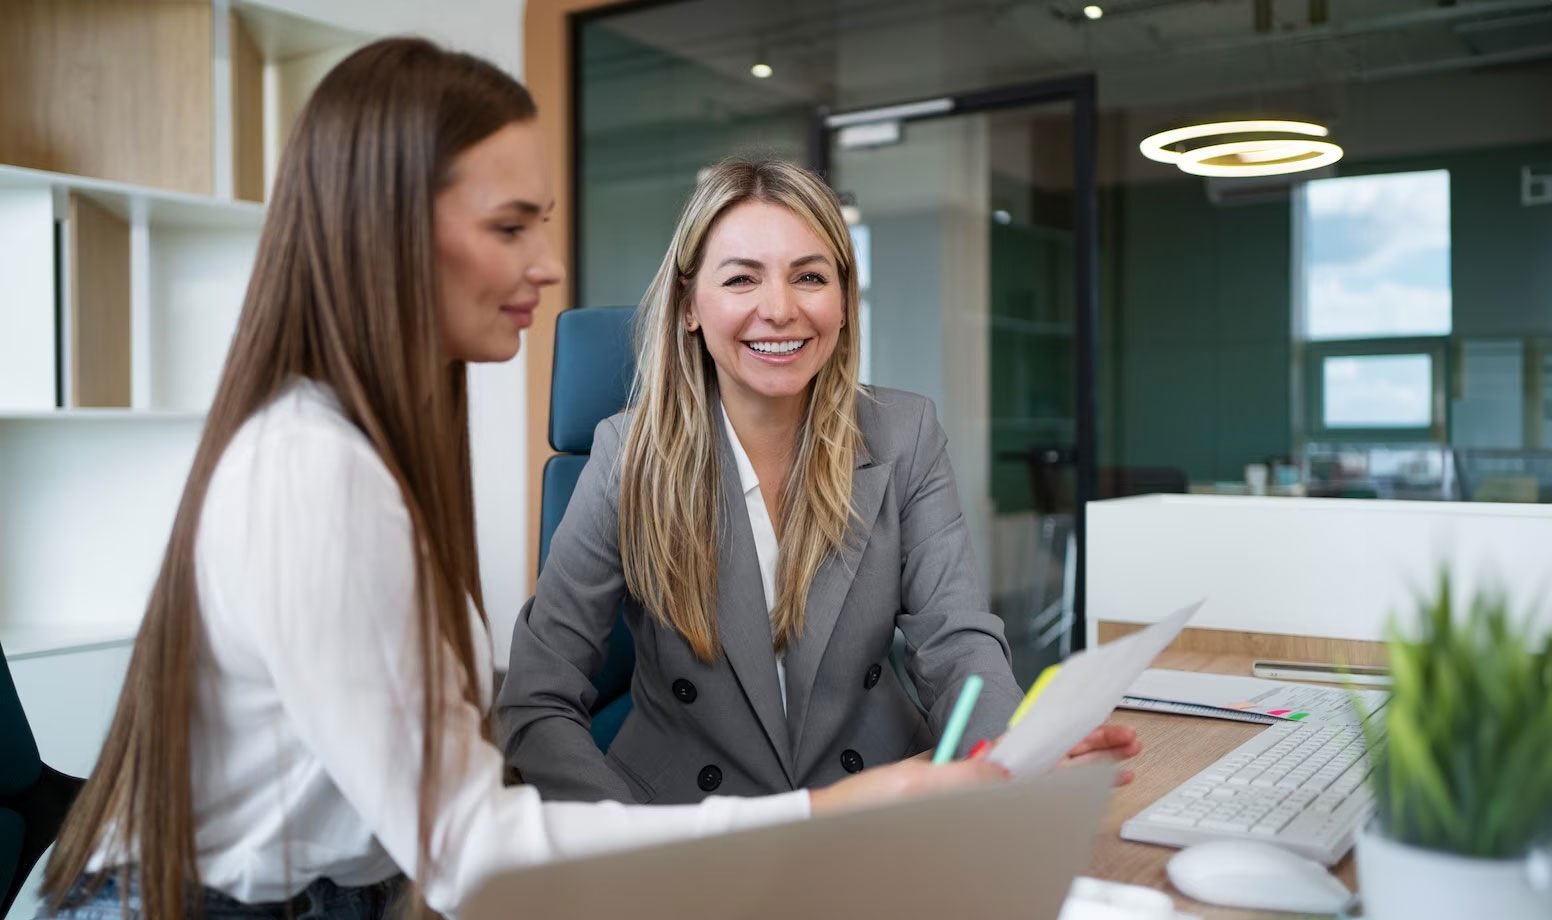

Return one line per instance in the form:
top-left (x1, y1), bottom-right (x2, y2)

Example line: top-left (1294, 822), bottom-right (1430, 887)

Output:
top-left (1300, 170), bottom-right (1451, 430)
top-left (1301, 169), bottom-right (1452, 341)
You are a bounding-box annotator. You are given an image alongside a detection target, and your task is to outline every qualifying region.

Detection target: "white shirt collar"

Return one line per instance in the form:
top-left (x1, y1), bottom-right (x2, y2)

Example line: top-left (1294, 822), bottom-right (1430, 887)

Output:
top-left (719, 401), bottom-right (762, 497)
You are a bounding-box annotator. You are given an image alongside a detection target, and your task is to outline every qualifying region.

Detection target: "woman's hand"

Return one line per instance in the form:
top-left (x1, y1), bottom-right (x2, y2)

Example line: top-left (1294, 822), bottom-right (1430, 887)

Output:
top-left (1060, 723), bottom-right (1142, 785)
top-left (808, 757), bottom-right (1009, 817)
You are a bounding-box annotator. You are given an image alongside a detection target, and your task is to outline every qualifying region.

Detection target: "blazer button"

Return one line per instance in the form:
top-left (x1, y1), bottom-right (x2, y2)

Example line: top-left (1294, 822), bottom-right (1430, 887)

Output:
top-left (863, 663), bottom-right (882, 689)
top-left (697, 764), bottom-right (723, 792)
top-left (840, 749), bottom-right (865, 774)
top-left (672, 678), bottom-right (698, 703)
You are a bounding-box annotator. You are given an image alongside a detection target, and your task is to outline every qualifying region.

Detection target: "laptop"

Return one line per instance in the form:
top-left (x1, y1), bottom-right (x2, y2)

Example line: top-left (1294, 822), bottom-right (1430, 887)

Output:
top-left (465, 764), bottom-right (1116, 920)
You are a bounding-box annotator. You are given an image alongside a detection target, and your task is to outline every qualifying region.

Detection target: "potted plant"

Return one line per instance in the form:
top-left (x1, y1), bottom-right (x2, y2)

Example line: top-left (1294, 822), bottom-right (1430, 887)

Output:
top-left (1355, 571), bottom-right (1552, 919)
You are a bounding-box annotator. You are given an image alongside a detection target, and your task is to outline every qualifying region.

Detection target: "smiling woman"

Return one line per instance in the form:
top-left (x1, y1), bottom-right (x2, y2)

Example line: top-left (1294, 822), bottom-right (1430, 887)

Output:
top-left (630, 168), bottom-right (861, 661)
top-left (433, 121), bottom-right (564, 362)
top-left (688, 201), bottom-right (846, 415)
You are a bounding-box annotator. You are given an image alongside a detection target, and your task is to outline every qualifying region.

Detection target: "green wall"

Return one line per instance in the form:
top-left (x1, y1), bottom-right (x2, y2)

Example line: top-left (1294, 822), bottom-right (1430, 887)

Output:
top-left (1109, 141), bottom-right (1552, 483)
top-left (989, 220), bottom-right (1076, 512)
top-left (1111, 180), bottom-right (1293, 482)
top-left (1348, 143), bottom-right (1552, 339)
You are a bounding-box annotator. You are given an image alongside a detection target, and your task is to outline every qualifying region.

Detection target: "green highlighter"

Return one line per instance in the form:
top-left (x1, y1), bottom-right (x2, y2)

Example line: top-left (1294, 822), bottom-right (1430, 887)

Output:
top-left (931, 674), bottom-right (985, 764)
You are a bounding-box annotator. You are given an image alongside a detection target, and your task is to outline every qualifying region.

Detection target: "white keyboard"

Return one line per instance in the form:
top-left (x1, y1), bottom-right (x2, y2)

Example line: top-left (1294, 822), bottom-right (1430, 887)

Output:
top-left (1122, 716), bottom-right (1386, 865)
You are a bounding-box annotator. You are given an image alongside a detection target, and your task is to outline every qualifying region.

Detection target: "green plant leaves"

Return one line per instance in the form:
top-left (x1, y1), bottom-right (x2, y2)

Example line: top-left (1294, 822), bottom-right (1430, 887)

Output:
top-left (1366, 568), bottom-right (1552, 858)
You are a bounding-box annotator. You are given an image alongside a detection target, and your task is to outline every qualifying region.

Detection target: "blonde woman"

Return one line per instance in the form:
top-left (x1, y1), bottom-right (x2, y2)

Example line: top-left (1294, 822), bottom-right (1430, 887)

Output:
top-left (498, 159), bottom-right (1140, 803)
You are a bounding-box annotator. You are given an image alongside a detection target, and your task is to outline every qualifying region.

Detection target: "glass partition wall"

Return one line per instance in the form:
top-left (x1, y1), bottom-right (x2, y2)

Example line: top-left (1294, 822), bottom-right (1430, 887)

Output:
top-left (574, 0), bottom-right (1552, 663)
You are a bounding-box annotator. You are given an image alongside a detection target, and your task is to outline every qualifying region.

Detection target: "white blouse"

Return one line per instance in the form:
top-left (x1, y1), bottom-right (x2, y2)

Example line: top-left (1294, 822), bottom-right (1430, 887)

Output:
top-left (165, 380), bottom-right (808, 915)
top-left (720, 402), bottom-right (787, 712)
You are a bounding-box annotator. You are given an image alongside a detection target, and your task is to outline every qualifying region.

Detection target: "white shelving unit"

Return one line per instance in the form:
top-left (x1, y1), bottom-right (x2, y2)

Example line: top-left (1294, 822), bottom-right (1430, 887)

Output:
top-left (0, 162), bottom-right (266, 413)
top-left (0, 1), bottom-right (372, 658)
top-left (1, 4), bottom-right (523, 915)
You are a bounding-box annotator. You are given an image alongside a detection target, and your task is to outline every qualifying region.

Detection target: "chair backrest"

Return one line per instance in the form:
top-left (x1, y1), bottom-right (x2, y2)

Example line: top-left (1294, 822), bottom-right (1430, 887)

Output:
top-left (544, 307), bottom-right (637, 751)
top-left (2, 646), bottom-right (43, 914)
top-left (0, 648), bottom-right (42, 800)
top-left (1008, 445), bottom-right (1188, 515)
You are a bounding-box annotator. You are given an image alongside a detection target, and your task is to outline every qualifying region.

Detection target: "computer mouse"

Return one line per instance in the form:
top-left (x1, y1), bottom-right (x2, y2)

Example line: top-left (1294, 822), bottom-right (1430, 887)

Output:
top-left (1166, 840), bottom-right (1353, 914)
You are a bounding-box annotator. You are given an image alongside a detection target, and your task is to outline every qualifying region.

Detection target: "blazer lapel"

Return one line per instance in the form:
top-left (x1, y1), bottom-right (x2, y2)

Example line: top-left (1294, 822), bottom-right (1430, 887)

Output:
top-left (783, 443), bottom-right (893, 766)
top-left (715, 425), bottom-right (796, 784)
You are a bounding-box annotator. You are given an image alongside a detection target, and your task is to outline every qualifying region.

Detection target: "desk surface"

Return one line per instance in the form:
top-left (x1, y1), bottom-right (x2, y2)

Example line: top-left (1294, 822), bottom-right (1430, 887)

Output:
top-left (1085, 648), bottom-right (1358, 919)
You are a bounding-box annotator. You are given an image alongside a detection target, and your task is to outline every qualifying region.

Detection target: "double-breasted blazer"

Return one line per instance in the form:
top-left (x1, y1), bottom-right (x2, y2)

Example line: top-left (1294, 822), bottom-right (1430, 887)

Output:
top-left (496, 387), bottom-right (1023, 803)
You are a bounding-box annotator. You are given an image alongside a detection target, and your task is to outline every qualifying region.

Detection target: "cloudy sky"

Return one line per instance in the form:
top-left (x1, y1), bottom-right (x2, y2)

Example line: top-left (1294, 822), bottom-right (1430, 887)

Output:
top-left (1301, 169), bottom-right (1452, 342)
top-left (1323, 354), bottom-right (1433, 428)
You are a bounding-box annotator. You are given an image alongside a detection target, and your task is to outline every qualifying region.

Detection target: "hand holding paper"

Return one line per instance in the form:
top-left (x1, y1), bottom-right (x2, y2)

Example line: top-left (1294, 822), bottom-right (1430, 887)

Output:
top-left (990, 601), bottom-right (1203, 776)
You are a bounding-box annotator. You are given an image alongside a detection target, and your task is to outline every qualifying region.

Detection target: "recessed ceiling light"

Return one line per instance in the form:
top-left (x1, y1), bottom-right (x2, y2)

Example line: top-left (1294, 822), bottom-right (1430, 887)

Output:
top-left (1083, 5), bottom-right (1104, 19)
top-left (751, 62), bottom-right (773, 79)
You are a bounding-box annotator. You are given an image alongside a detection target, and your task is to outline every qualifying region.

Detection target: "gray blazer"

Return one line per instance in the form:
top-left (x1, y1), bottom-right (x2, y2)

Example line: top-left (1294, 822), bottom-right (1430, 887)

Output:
top-left (496, 387), bottom-right (1023, 803)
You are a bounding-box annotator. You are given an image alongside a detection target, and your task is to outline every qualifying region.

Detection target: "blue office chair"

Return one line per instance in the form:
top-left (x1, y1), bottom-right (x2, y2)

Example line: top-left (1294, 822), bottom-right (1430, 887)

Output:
top-left (1, 645), bottom-right (85, 916)
top-left (543, 307), bottom-right (638, 752)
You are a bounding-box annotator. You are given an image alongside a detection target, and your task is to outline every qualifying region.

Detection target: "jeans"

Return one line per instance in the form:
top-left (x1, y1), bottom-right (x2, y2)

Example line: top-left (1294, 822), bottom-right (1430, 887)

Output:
top-left (37, 872), bottom-right (406, 919)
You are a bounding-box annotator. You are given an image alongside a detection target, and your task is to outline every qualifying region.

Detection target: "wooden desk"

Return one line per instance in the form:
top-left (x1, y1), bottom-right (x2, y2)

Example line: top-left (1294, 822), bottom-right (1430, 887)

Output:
top-left (1084, 647), bottom-right (1361, 919)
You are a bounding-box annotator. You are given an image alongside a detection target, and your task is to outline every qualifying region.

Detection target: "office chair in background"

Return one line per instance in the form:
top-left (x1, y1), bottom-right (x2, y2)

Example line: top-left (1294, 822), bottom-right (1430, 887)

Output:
top-left (1453, 447), bottom-right (1552, 503)
top-left (540, 307), bottom-right (638, 752)
top-left (1, 645), bottom-right (85, 917)
top-left (1010, 446), bottom-right (1188, 660)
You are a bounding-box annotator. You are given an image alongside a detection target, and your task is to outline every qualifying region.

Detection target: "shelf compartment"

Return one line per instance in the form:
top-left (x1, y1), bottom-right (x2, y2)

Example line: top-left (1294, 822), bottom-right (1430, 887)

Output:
top-left (67, 193), bottom-right (132, 408)
top-left (0, 416), bottom-right (203, 646)
top-left (144, 226), bottom-right (258, 411)
top-left (0, 184), bottom-right (56, 411)
top-left (230, 2), bottom-right (373, 203)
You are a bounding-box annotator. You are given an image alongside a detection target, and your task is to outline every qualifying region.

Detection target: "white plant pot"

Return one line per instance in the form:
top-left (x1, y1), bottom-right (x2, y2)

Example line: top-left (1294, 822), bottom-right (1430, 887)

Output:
top-left (1355, 825), bottom-right (1552, 920)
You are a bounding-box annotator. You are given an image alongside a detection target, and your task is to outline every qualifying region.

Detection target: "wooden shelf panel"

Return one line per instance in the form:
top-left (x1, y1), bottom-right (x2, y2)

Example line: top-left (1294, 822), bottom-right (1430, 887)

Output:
top-left (68, 194), bottom-right (132, 408)
top-left (232, 9), bottom-right (266, 203)
top-left (0, 0), bottom-right (214, 196)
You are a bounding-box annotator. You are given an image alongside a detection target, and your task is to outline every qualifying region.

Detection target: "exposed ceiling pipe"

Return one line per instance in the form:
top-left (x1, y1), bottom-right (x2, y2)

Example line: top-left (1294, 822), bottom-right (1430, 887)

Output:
top-left (1353, 40), bottom-right (1552, 81)
top-left (1175, 0), bottom-right (1552, 56)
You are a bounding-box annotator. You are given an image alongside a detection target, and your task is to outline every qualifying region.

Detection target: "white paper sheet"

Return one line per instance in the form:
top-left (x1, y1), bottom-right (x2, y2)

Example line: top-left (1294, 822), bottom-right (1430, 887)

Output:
top-left (990, 600), bottom-right (1203, 776)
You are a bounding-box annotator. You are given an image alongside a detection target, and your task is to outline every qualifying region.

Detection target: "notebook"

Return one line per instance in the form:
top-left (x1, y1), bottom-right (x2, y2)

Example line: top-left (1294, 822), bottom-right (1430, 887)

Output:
top-left (1124, 669), bottom-right (1388, 724)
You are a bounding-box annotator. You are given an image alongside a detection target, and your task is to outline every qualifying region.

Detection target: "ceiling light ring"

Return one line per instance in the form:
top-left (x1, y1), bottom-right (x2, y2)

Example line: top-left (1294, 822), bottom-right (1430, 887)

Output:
top-left (1175, 139), bottom-right (1345, 178)
top-left (1138, 119), bottom-right (1331, 164)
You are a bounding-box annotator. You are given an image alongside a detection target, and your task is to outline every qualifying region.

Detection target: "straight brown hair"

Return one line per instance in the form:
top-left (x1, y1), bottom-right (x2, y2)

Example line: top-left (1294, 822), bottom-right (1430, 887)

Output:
top-left (42, 38), bottom-right (535, 917)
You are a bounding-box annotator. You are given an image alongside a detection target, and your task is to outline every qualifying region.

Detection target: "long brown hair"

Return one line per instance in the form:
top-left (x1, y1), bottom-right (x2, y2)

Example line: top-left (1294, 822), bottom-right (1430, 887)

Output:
top-left (618, 159), bottom-right (863, 661)
top-left (42, 38), bottom-right (535, 917)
